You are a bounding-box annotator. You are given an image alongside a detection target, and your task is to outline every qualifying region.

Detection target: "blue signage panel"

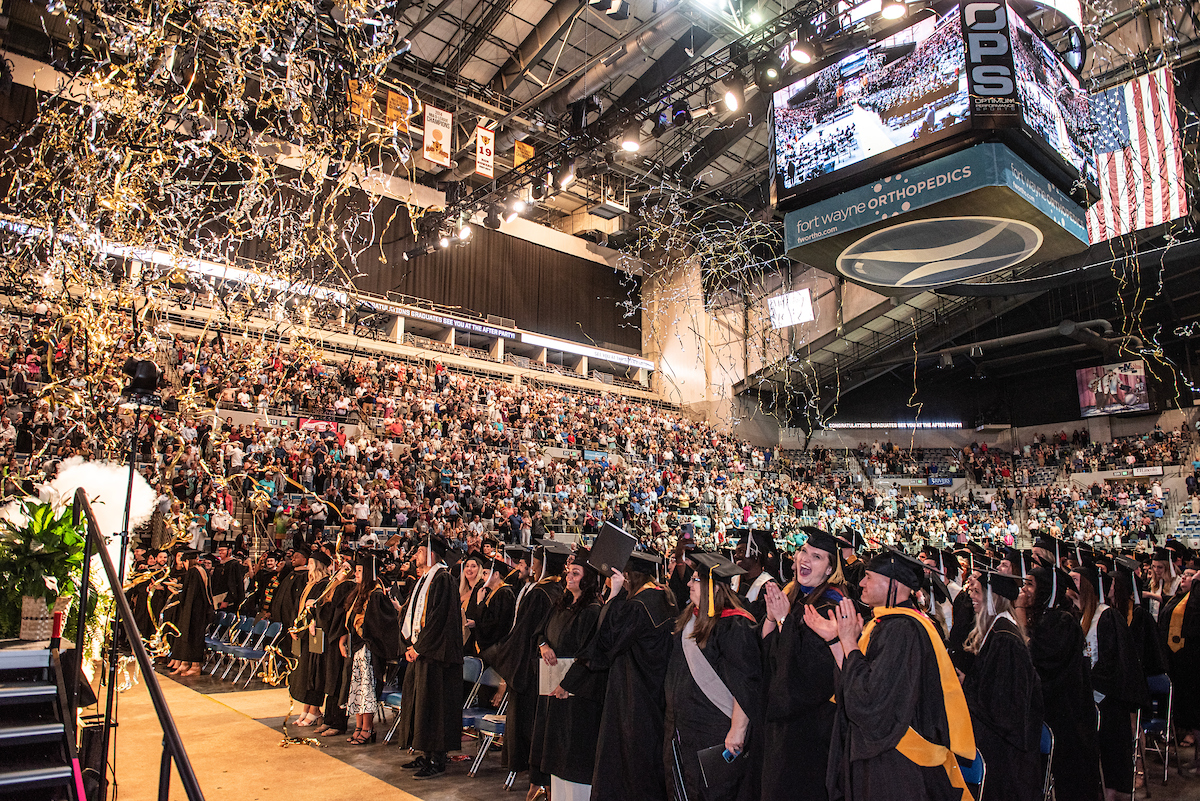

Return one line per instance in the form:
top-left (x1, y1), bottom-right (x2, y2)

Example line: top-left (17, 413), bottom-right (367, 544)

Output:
top-left (783, 143), bottom-right (1086, 252)
top-left (928, 476), bottom-right (954, 487)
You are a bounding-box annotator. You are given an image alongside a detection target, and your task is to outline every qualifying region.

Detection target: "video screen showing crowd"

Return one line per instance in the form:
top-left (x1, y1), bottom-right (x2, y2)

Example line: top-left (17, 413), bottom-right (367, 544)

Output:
top-left (130, 516), bottom-right (1200, 801)
top-left (773, 10), bottom-right (969, 193)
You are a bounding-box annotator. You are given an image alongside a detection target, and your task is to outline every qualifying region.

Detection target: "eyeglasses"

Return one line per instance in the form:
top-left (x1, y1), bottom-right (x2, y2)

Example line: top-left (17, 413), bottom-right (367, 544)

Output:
top-left (688, 575), bottom-right (700, 584)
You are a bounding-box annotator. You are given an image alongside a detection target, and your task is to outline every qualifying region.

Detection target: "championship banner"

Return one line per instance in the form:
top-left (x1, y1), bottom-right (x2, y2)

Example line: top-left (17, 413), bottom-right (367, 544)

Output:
top-left (423, 105), bottom-right (452, 167)
top-left (476, 126), bottom-right (495, 178)
top-left (386, 91), bottom-right (411, 132)
top-left (514, 140), bottom-right (534, 168)
top-left (348, 80), bottom-right (374, 119)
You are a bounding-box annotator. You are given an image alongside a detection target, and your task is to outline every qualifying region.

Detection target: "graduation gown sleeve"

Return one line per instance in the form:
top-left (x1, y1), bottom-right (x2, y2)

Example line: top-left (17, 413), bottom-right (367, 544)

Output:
top-left (474, 585), bottom-right (516, 655)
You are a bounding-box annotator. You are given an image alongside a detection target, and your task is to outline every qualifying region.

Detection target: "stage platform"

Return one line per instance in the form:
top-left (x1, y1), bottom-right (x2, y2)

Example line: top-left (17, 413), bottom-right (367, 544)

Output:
top-left (113, 667), bottom-right (516, 801)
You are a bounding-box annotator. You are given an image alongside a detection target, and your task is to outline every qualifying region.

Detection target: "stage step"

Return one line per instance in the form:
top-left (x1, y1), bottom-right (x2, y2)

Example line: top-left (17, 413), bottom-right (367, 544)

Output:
top-left (0, 764), bottom-right (74, 791)
top-left (0, 721), bottom-right (66, 744)
top-left (0, 681), bottom-right (57, 705)
top-left (0, 647), bottom-right (75, 799)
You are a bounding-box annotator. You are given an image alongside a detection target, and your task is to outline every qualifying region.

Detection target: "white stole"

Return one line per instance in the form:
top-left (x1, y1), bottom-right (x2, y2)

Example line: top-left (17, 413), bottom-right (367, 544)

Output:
top-left (402, 561), bottom-right (446, 641)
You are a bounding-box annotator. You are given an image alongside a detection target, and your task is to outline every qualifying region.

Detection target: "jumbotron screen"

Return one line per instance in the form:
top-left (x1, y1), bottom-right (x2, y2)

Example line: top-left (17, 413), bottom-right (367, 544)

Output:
top-left (772, 8), bottom-right (970, 205)
top-left (1076, 361), bottom-right (1150, 418)
top-left (1008, 11), bottom-right (1095, 183)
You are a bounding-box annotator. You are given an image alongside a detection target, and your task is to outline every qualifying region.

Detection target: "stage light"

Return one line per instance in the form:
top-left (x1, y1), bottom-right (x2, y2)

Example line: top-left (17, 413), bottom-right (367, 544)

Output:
top-left (555, 159), bottom-right (577, 190)
top-left (532, 179), bottom-right (546, 200)
top-left (754, 57), bottom-right (783, 90)
top-left (620, 121), bottom-right (642, 152)
top-left (121, 358), bottom-right (161, 401)
top-left (722, 73), bottom-right (745, 112)
top-left (881, 0), bottom-right (906, 19)
top-left (748, 9), bottom-right (761, 24)
top-left (484, 204), bottom-right (503, 229)
top-left (458, 223), bottom-right (472, 240)
top-left (505, 197), bottom-right (525, 222)
top-left (791, 39), bottom-right (818, 64)
top-left (439, 235), bottom-right (451, 248)
top-left (672, 100), bottom-right (691, 127)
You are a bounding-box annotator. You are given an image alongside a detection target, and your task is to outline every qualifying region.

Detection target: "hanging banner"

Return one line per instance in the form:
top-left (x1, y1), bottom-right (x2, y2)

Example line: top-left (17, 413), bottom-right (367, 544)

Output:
top-left (386, 91), bottom-right (411, 132)
top-left (348, 80), bottom-right (374, 119)
top-left (514, 140), bottom-right (534, 168)
top-left (475, 126), bottom-right (496, 178)
top-left (423, 105), bottom-right (452, 167)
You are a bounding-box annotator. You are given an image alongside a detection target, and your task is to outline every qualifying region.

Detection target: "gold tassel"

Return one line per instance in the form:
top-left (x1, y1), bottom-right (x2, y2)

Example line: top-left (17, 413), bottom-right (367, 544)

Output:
top-left (707, 571), bottom-right (715, 618)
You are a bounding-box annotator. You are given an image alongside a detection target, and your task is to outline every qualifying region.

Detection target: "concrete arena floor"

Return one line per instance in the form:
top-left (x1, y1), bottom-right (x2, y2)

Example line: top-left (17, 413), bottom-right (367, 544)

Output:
top-left (118, 665), bottom-right (1200, 801)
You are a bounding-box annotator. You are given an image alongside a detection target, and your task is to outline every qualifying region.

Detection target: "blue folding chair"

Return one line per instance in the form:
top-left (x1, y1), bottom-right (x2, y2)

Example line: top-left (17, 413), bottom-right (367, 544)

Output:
top-left (959, 749), bottom-right (985, 801)
top-left (1141, 673), bottom-right (1180, 786)
top-left (468, 692), bottom-right (508, 778)
top-left (462, 664), bottom-right (503, 730)
top-left (460, 656), bottom-right (485, 728)
top-left (1040, 723), bottom-right (1054, 801)
top-left (229, 621), bottom-right (283, 686)
top-left (221, 619), bottom-right (269, 680)
top-left (206, 616), bottom-right (252, 673)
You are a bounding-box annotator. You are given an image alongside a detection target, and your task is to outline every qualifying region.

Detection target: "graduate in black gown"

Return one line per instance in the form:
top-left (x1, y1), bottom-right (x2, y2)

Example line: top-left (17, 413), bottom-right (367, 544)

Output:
top-left (759, 529), bottom-right (845, 801)
top-left (288, 550), bottom-right (332, 726)
top-left (961, 569), bottom-right (1043, 801)
top-left (531, 548), bottom-right (605, 801)
top-left (1019, 566), bottom-right (1103, 801)
top-left (731, 529), bottom-right (778, 624)
top-left (1071, 566), bottom-right (1147, 800)
top-left (815, 548), bottom-right (976, 801)
top-left (1157, 562), bottom-right (1200, 772)
top-left (486, 540), bottom-right (568, 801)
top-left (663, 552), bottom-right (761, 801)
top-left (270, 547), bottom-right (309, 658)
top-left (168, 550), bottom-right (212, 676)
top-left (577, 550), bottom-right (676, 801)
top-left (312, 554), bottom-right (356, 737)
top-left (469, 553), bottom-right (517, 662)
top-left (398, 533), bottom-right (463, 778)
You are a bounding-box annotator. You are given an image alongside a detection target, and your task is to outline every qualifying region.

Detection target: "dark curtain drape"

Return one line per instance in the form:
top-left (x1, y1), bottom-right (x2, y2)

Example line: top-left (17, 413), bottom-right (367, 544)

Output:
top-left (356, 200), bottom-right (642, 351)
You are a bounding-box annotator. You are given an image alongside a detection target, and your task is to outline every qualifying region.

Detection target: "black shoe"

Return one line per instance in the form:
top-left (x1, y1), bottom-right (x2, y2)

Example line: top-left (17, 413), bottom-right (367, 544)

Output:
top-left (402, 756), bottom-right (428, 770)
top-left (413, 761), bottom-right (446, 779)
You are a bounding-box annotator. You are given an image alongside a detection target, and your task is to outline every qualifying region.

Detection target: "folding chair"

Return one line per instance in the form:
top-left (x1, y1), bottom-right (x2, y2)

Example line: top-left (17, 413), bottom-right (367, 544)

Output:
top-left (206, 616), bottom-right (252, 673)
top-left (959, 750), bottom-right (985, 801)
top-left (460, 656), bottom-right (485, 728)
top-left (468, 693), bottom-right (508, 778)
top-left (230, 621), bottom-right (283, 686)
top-left (1040, 723), bottom-right (1054, 801)
top-left (377, 662), bottom-right (404, 743)
top-left (462, 665), bottom-right (503, 731)
top-left (1141, 673), bottom-right (1180, 786)
top-left (221, 619), bottom-right (269, 680)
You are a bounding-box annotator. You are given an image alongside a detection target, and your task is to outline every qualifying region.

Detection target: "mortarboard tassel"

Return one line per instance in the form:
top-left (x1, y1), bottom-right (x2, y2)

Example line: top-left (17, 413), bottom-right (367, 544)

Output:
top-left (707, 569), bottom-right (715, 618)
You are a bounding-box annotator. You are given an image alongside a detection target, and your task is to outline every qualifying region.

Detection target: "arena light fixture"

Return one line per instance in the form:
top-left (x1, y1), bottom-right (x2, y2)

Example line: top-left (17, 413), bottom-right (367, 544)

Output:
top-left (555, 158), bottom-right (577, 190)
top-left (881, 0), bottom-right (907, 19)
top-left (671, 100), bottom-right (692, 127)
top-left (439, 234), bottom-right (451, 248)
top-left (753, 57), bottom-right (783, 90)
top-left (791, 39), bottom-right (819, 64)
top-left (620, 121), bottom-right (642, 152)
top-left (748, 9), bottom-right (762, 24)
top-left (505, 197), bottom-right (526, 222)
top-left (722, 73), bottom-right (745, 112)
top-left (483, 204), bottom-right (503, 229)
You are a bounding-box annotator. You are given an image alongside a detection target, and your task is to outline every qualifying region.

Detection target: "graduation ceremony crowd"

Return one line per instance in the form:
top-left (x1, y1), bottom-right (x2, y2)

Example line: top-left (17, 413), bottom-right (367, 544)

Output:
top-left (6, 298), bottom-right (1200, 801)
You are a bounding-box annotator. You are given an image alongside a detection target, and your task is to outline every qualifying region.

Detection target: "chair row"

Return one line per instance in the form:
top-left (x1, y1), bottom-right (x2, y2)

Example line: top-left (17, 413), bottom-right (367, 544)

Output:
top-left (202, 611), bottom-right (284, 687)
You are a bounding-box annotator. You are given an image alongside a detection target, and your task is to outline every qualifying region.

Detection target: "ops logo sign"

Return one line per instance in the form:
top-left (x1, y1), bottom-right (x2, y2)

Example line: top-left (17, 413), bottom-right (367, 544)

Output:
top-left (962, 1), bottom-right (1020, 122)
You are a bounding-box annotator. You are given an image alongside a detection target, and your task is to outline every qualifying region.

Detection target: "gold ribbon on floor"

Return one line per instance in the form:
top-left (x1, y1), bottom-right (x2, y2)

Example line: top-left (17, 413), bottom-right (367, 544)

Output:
top-left (279, 697), bottom-right (325, 749)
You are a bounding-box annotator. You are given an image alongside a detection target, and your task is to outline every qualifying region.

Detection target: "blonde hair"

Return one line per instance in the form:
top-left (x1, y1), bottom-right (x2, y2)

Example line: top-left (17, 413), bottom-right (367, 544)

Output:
top-left (964, 582), bottom-right (1025, 654)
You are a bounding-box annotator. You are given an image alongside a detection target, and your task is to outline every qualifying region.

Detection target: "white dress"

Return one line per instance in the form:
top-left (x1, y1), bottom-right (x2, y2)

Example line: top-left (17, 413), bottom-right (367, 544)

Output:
top-left (346, 645), bottom-right (377, 715)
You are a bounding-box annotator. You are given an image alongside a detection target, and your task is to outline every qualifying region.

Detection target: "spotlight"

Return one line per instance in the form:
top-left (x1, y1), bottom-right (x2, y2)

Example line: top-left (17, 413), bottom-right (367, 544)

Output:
top-left (458, 223), bottom-right (472, 240)
top-left (881, 0), bottom-right (906, 19)
top-left (121, 358), bottom-right (162, 403)
top-left (620, 121), bottom-right (641, 152)
top-left (791, 39), bottom-right (819, 64)
top-left (748, 9), bottom-right (761, 24)
top-left (439, 235), bottom-right (451, 248)
top-left (405, 244), bottom-right (436, 260)
top-left (651, 110), bottom-right (670, 138)
top-left (722, 73), bottom-right (745, 112)
top-left (505, 197), bottom-right (525, 223)
top-left (555, 158), bottom-right (577, 190)
top-left (484, 204), bottom-right (502, 229)
top-left (754, 58), bottom-right (783, 90)
top-left (532, 179), bottom-right (547, 200)
top-left (672, 100), bottom-right (691, 127)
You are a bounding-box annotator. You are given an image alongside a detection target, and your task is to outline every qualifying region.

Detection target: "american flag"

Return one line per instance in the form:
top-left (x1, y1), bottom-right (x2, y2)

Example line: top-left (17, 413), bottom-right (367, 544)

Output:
top-left (1086, 66), bottom-right (1188, 244)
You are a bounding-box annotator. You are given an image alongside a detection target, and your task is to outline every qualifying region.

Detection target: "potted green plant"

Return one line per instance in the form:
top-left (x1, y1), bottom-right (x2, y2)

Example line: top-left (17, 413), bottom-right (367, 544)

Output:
top-left (0, 499), bottom-right (87, 640)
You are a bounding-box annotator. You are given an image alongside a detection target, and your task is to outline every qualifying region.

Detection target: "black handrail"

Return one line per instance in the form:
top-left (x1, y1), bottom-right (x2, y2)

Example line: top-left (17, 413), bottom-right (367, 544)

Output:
top-left (71, 487), bottom-right (206, 801)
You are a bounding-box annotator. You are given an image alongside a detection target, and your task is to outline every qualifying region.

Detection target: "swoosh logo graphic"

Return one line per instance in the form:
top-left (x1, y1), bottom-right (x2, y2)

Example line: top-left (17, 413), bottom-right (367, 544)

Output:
top-left (847, 222), bottom-right (1009, 265)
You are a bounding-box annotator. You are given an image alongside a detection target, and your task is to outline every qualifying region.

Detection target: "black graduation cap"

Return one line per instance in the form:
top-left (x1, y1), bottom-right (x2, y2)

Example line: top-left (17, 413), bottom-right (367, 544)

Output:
top-left (312, 550), bottom-right (333, 568)
top-left (443, 547), bottom-right (466, 570)
top-left (535, 539), bottom-right (573, 579)
top-left (1001, 547), bottom-right (1031, 578)
top-left (294, 543), bottom-right (312, 559)
top-left (1152, 547), bottom-right (1174, 563)
top-left (179, 548), bottom-right (200, 559)
top-left (626, 549), bottom-right (664, 581)
top-left (505, 544), bottom-right (533, 561)
top-left (354, 549), bottom-right (378, 582)
top-left (975, 567), bottom-right (1021, 601)
top-left (690, 551), bottom-right (747, 617)
top-left (739, 529), bottom-right (777, 566)
top-left (426, 533), bottom-right (450, 557)
top-left (1113, 555), bottom-right (1143, 606)
top-left (690, 551), bottom-right (746, 584)
top-left (800, 526), bottom-right (840, 559)
top-left (865, 546), bottom-right (925, 592)
top-left (834, 527), bottom-right (865, 553)
top-left (1165, 540), bottom-right (1192, 562)
top-left (1031, 564), bottom-right (1076, 609)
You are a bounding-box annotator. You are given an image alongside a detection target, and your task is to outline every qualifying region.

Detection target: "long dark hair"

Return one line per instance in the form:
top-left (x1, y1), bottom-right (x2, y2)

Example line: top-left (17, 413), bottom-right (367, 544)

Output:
top-left (556, 564), bottom-right (601, 612)
top-left (675, 580), bottom-right (749, 648)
